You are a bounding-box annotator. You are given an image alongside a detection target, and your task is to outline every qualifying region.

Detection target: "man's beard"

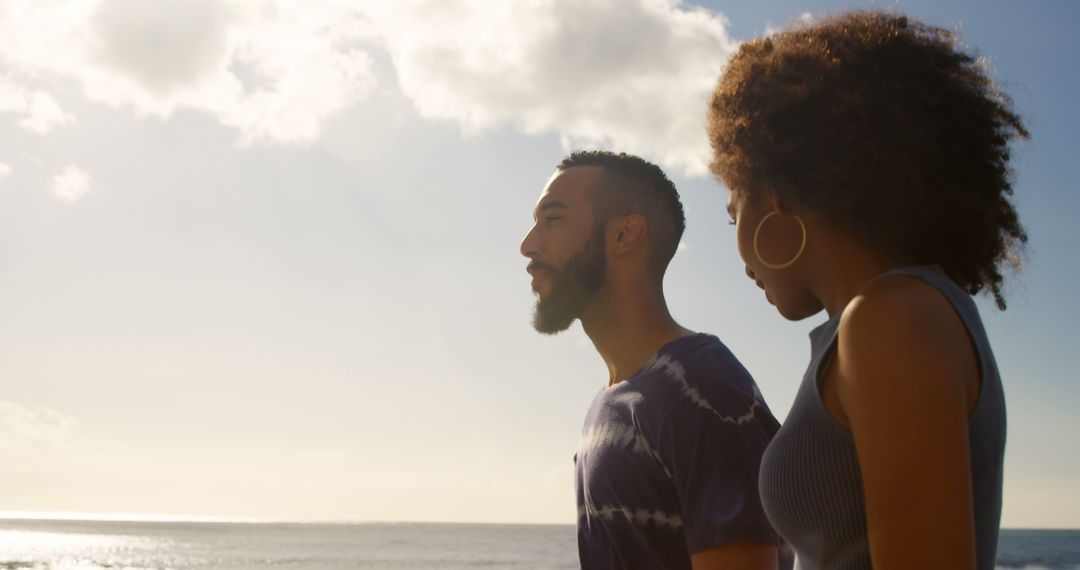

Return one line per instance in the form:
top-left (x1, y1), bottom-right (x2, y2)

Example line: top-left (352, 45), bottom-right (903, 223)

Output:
top-left (531, 231), bottom-right (606, 335)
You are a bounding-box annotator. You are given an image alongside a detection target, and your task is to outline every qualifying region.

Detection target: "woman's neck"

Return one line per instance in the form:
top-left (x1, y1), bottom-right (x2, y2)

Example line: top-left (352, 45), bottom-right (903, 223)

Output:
top-left (808, 228), bottom-right (911, 317)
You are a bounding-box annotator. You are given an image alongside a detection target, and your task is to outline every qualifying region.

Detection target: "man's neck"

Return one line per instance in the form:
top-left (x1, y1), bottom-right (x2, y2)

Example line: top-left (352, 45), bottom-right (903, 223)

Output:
top-left (581, 288), bottom-right (694, 387)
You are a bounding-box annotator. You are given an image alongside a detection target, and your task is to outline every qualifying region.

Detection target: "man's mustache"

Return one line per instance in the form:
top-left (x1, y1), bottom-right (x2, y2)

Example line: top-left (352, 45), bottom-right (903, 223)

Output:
top-left (527, 261), bottom-right (558, 275)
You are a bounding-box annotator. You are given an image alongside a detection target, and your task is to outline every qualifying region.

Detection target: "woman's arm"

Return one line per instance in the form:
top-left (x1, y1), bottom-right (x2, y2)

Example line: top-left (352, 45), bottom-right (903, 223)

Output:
top-left (692, 543), bottom-right (778, 570)
top-left (834, 276), bottom-right (981, 569)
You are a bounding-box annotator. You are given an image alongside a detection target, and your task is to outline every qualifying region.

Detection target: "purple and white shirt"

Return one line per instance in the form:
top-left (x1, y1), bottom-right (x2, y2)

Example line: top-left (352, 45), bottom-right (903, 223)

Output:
top-left (575, 333), bottom-right (782, 569)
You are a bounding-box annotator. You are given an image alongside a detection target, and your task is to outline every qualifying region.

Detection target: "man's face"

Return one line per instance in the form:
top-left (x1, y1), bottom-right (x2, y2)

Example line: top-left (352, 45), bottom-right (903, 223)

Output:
top-left (520, 167), bottom-right (607, 334)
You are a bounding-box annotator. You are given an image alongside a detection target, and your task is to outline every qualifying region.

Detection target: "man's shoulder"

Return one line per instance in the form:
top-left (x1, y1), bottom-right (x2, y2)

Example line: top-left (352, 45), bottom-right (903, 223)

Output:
top-left (648, 333), bottom-right (756, 393)
top-left (630, 333), bottom-right (765, 425)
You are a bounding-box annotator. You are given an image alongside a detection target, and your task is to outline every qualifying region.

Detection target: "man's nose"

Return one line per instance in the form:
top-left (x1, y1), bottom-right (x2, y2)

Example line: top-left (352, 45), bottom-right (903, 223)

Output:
top-left (520, 226), bottom-right (540, 258)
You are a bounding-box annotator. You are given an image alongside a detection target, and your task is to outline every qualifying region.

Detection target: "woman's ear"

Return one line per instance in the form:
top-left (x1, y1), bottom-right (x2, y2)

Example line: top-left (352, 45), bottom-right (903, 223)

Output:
top-left (766, 186), bottom-right (791, 214)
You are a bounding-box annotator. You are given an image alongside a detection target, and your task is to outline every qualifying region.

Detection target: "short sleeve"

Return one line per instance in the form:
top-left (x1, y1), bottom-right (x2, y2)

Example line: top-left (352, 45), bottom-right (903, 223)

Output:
top-left (651, 354), bottom-right (781, 554)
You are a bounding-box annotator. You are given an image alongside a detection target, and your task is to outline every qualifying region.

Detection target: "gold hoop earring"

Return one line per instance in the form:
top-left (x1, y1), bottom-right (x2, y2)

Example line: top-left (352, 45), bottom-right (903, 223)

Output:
top-left (753, 211), bottom-right (806, 270)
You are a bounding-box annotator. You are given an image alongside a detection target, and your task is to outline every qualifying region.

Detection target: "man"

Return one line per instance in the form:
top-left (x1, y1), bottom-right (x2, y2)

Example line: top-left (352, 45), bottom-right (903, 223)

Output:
top-left (521, 151), bottom-right (785, 569)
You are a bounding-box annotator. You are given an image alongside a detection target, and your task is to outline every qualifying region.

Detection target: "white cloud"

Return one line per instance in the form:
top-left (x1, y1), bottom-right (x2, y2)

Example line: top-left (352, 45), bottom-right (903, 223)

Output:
top-left (90, 0), bottom-right (238, 97)
top-left (20, 90), bottom-right (72, 133)
top-left (0, 401), bottom-right (77, 451)
top-left (765, 11), bottom-right (813, 36)
top-left (0, 161), bottom-right (10, 177)
top-left (0, 0), bottom-right (378, 145)
top-left (1, 0), bottom-right (738, 174)
top-left (50, 165), bottom-right (93, 203)
top-left (0, 76), bottom-right (73, 133)
top-left (369, 0), bottom-right (737, 175)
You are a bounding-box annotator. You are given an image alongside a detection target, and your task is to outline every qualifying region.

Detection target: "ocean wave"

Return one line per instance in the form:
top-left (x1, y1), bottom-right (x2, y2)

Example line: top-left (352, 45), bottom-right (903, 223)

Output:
top-left (2, 562), bottom-right (159, 570)
top-left (993, 561), bottom-right (1080, 565)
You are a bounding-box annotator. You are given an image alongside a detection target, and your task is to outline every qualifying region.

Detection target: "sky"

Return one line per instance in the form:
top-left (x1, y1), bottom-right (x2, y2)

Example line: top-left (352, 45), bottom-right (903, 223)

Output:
top-left (0, 0), bottom-right (1077, 528)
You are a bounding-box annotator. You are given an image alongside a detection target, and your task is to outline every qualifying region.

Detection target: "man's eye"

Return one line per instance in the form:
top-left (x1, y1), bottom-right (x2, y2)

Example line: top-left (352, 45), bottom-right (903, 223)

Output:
top-left (545, 216), bottom-right (561, 223)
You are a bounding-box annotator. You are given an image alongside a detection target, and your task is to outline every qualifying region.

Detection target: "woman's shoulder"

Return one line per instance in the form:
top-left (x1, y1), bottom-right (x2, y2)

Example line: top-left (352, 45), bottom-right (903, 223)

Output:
top-left (835, 272), bottom-right (979, 409)
top-left (842, 271), bottom-right (961, 340)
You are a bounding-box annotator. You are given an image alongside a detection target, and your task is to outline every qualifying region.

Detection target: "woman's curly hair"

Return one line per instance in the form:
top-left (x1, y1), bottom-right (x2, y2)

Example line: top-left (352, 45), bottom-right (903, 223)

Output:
top-left (707, 11), bottom-right (1027, 309)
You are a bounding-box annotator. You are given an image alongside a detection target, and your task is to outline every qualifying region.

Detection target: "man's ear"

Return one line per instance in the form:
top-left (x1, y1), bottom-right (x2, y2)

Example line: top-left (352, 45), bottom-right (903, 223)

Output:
top-left (609, 214), bottom-right (647, 256)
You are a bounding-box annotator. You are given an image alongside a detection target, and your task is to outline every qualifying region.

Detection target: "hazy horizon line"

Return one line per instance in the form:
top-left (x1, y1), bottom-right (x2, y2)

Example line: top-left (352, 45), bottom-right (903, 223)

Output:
top-left (0, 512), bottom-right (1075, 531)
top-left (0, 511), bottom-right (573, 527)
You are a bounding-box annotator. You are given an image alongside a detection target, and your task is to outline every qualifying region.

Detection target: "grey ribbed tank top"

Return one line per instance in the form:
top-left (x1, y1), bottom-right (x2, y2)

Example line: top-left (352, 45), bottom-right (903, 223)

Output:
top-left (759, 265), bottom-right (1006, 569)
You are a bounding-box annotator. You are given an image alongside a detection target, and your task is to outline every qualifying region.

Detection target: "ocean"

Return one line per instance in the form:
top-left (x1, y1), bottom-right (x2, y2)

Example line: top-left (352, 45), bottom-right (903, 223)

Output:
top-left (0, 519), bottom-right (1076, 569)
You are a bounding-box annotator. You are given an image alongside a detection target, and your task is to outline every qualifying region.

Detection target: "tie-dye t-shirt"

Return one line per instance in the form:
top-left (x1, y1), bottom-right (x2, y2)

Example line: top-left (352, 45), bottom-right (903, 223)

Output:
top-left (575, 333), bottom-right (782, 569)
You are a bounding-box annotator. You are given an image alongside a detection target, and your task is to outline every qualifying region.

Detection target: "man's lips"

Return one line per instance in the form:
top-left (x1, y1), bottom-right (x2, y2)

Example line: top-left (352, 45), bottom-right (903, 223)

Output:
top-left (527, 261), bottom-right (556, 278)
top-left (527, 262), bottom-right (555, 292)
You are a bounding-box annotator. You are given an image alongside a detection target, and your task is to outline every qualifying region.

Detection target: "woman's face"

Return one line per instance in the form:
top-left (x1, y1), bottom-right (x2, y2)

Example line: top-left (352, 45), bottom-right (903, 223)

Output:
top-left (726, 188), bottom-right (824, 320)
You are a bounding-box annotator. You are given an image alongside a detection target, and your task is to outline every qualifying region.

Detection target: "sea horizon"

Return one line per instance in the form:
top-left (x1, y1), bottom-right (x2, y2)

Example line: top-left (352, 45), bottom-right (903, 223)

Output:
top-left (1, 511), bottom-right (1075, 531)
top-left (0, 512), bottom-right (578, 527)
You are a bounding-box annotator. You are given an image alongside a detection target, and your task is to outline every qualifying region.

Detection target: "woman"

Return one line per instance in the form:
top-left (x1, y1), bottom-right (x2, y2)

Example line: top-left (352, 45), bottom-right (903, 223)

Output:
top-left (707, 11), bottom-right (1026, 570)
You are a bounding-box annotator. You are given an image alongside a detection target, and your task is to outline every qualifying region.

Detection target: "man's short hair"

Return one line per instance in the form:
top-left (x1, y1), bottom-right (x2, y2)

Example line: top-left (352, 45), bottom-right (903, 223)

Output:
top-left (558, 151), bottom-right (686, 282)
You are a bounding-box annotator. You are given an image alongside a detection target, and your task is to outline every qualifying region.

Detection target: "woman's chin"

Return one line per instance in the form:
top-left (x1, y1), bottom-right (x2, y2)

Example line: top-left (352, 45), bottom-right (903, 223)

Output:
top-left (774, 299), bottom-right (825, 322)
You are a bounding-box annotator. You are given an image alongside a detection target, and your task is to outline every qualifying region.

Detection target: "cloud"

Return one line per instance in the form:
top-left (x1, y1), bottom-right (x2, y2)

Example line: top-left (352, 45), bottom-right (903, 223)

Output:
top-left (90, 0), bottom-right (237, 97)
top-left (0, 76), bottom-right (73, 134)
top-left (0, 160), bottom-right (10, 177)
top-left (1, 0), bottom-right (738, 174)
top-left (0, 401), bottom-right (77, 451)
top-left (369, 0), bottom-right (737, 175)
top-left (20, 90), bottom-right (72, 133)
top-left (765, 11), bottom-right (813, 36)
top-left (0, 0), bottom-right (378, 145)
top-left (50, 165), bottom-right (93, 203)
